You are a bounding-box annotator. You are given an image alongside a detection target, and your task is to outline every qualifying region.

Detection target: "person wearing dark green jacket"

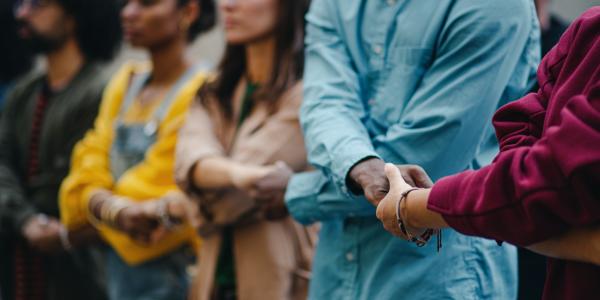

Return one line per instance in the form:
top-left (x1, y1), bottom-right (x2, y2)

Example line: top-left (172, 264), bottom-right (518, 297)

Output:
top-left (0, 0), bottom-right (121, 299)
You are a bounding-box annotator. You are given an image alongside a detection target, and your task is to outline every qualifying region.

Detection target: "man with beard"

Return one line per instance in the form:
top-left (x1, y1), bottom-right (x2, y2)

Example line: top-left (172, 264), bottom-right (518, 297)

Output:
top-left (0, 0), bottom-right (121, 299)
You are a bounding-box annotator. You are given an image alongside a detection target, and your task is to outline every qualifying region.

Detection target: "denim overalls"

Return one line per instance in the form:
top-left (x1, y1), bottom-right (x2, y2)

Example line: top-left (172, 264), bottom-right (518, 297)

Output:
top-left (105, 65), bottom-right (200, 300)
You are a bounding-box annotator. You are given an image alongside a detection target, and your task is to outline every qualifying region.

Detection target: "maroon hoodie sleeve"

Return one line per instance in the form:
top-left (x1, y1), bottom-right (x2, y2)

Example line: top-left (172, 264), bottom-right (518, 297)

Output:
top-left (493, 92), bottom-right (546, 152)
top-left (427, 9), bottom-right (600, 246)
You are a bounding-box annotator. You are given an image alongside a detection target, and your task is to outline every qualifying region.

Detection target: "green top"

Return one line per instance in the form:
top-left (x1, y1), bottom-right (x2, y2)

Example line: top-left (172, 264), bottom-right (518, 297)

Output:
top-left (215, 81), bottom-right (259, 290)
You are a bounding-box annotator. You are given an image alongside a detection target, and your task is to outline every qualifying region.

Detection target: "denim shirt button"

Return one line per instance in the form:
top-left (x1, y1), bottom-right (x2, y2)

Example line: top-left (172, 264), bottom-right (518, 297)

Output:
top-left (345, 252), bottom-right (355, 261)
top-left (372, 45), bottom-right (383, 55)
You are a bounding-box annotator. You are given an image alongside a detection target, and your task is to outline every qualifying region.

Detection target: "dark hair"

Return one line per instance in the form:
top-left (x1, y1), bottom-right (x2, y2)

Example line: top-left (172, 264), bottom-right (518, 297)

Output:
top-left (178, 0), bottom-right (216, 41)
top-left (0, 0), bottom-right (33, 82)
top-left (56, 0), bottom-right (122, 61)
top-left (200, 0), bottom-right (310, 119)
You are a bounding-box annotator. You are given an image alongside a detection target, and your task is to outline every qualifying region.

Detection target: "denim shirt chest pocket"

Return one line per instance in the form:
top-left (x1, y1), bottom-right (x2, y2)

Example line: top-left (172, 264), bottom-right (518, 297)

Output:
top-left (369, 46), bottom-right (433, 128)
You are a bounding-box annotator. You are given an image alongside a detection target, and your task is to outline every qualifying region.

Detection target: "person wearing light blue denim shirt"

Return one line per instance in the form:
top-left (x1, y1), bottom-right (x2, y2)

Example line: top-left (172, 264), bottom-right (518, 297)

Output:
top-left (285, 0), bottom-right (540, 299)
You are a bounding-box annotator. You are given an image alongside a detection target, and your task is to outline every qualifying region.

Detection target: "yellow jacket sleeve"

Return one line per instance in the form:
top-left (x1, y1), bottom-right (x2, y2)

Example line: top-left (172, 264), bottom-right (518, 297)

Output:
top-left (60, 62), bottom-right (206, 265)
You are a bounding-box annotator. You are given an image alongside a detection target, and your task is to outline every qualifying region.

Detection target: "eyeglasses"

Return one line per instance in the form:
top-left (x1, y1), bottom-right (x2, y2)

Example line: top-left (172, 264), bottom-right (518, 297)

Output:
top-left (13, 0), bottom-right (50, 15)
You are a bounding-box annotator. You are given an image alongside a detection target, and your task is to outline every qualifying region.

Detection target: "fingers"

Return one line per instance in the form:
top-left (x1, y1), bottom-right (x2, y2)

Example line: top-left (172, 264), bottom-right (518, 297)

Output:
top-left (384, 163), bottom-right (410, 195)
top-left (409, 166), bottom-right (433, 188)
top-left (376, 200), bottom-right (385, 220)
top-left (401, 172), bottom-right (416, 187)
top-left (376, 196), bottom-right (407, 239)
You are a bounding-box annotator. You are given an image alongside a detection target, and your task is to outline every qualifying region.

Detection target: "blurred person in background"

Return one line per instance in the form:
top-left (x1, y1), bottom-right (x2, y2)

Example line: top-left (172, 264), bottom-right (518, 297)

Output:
top-left (174, 0), bottom-right (314, 299)
top-left (535, 0), bottom-right (568, 56)
top-left (59, 0), bottom-right (215, 299)
top-left (0, 0), bottom-right (34, 112)
top-left (0, 0), bottom-right (122, 299)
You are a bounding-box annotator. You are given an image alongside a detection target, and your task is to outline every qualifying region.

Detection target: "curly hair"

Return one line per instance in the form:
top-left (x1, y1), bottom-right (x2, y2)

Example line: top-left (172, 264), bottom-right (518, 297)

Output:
top-left (56, 0), bottom-right (122, 61)
top-left (178, 0), bottom-right (216, 41)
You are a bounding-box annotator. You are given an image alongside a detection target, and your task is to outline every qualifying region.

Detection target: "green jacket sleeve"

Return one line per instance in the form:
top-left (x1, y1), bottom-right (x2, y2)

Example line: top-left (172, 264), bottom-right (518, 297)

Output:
top-left (0, 87), bottom-right (36, 234)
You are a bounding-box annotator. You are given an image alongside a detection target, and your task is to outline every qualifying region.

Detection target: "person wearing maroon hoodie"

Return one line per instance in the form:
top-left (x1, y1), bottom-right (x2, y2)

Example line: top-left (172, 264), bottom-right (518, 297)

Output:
top-left (375, 7), bottom-right (600, 300)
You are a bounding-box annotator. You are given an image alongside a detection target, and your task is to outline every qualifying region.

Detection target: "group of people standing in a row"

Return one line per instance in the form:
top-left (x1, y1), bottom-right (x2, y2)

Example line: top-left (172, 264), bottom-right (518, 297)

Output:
top-left (0, 0), bottom-right (598, 300)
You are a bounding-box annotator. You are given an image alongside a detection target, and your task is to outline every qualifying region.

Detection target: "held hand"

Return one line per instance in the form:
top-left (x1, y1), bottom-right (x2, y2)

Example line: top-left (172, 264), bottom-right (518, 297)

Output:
top-left (376, 164), bottom-right (415, 239)
top-left (163, 193), bottom-right (199, 227)
top-left (252, 161), bottom-right (293, 220)
top-left (22, 215), bottom-right (63, 254)
top-left (395, 164), bottom-right (433, 188)
top-left (348, 158), bottom-right (389, 206)
top-left (120, 195), bottom-right (197, 243)
top-left (117, 202), bottom-right (161, 244)
top-left (252, 161), bottom-right (293, 199)
top-left (230, 164), bottom-right (275, 191)
top-left (67, 225), bottom-right (102, 248)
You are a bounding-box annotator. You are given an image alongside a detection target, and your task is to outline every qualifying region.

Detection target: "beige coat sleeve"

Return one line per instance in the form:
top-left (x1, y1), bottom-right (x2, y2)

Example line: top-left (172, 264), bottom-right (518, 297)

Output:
top-left (174, 99), bottom-right (225, 195)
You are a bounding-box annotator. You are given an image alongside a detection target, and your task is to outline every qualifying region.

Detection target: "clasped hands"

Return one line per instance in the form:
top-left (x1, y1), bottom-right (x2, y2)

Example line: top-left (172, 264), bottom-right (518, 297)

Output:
top-left (22, 214), bottom-right (99, 254)
top-left (348, 158), bottom-right (432, 240)
top-left (229, 160), bottom-right (293, 221)
top-left (88, 191), bottom-right (197, 245)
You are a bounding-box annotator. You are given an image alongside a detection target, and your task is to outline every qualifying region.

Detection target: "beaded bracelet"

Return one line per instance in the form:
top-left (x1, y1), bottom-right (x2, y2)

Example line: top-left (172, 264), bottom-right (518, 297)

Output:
top-left (157, 198), bottom-right (176, 229)
top-left (396, 187), bottom-right (442, 251)
top-left (86, 198), bottom-right (104, 228)
top-left (103, 197), bottom-right (130, 229)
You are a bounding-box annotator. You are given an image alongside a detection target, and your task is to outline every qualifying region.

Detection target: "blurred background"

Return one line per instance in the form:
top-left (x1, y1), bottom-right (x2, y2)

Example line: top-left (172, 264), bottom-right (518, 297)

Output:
top-left (554, 0), bottom-right (600, 20)
top-left (110, 0), bottom-right (600, 74)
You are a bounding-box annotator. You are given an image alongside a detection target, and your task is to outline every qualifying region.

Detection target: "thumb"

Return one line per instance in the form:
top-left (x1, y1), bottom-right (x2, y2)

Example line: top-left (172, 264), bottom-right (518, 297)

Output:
top-left (376, 200), bottom-right (385, 220)
top-left (384, 163), bottom-right (410, 195)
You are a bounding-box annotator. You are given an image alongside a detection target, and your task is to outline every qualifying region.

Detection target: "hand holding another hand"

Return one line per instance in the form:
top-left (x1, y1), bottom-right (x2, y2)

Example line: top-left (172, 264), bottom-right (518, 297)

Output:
top-left (251, 161), bottom-right (293, 220)
top-left (348, 158), bottom-right (434, 207)
top-left (230, 164), bottom-right (275, 191)
top-left (376, 163), bottom-right (445, 248)
top-left (348, 158), bottom-right (389, 206)
top-left (22, 214), bottom-right (63, 254)
top-left (376, 164), bottom-right (427, 239)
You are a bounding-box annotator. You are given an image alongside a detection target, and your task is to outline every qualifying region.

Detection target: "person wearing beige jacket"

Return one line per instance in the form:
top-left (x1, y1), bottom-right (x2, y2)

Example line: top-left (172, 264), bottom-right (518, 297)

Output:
top-left (174, 0), bottom-right (313, 299)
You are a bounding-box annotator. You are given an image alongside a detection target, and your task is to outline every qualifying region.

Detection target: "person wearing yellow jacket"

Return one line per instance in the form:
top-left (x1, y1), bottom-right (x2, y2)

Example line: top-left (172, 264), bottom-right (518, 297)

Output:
top-left (59, 0), bottom-right (216, 299)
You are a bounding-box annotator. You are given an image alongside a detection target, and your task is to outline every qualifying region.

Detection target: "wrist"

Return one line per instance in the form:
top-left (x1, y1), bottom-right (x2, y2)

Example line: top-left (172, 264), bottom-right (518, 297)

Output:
top-left (398, 188), bottom-right (426, 236)
top-left (90, 195), bottom-right (131, 229)
top-left (405, 189), bottom-right (446, 229)
top-left (228, 164), bottom-right (247, 186)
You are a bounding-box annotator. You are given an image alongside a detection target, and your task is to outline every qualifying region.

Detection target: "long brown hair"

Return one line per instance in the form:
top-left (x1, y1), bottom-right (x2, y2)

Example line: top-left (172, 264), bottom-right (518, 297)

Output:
top-left (199, 0), bottom-right (310, 119)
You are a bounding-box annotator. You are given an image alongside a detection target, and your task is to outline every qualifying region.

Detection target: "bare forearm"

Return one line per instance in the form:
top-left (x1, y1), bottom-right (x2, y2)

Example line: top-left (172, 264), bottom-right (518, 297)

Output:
top-left (405, 187), bottom-right (600, 266)
top-left (527, 225), bottom-right (600, 266)
top-left (192, 157), bottom-right (271, 190)
top-left (405, 189), bottom-right (448, 229)
top-left (192, 157), bottom-right (243, 189)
